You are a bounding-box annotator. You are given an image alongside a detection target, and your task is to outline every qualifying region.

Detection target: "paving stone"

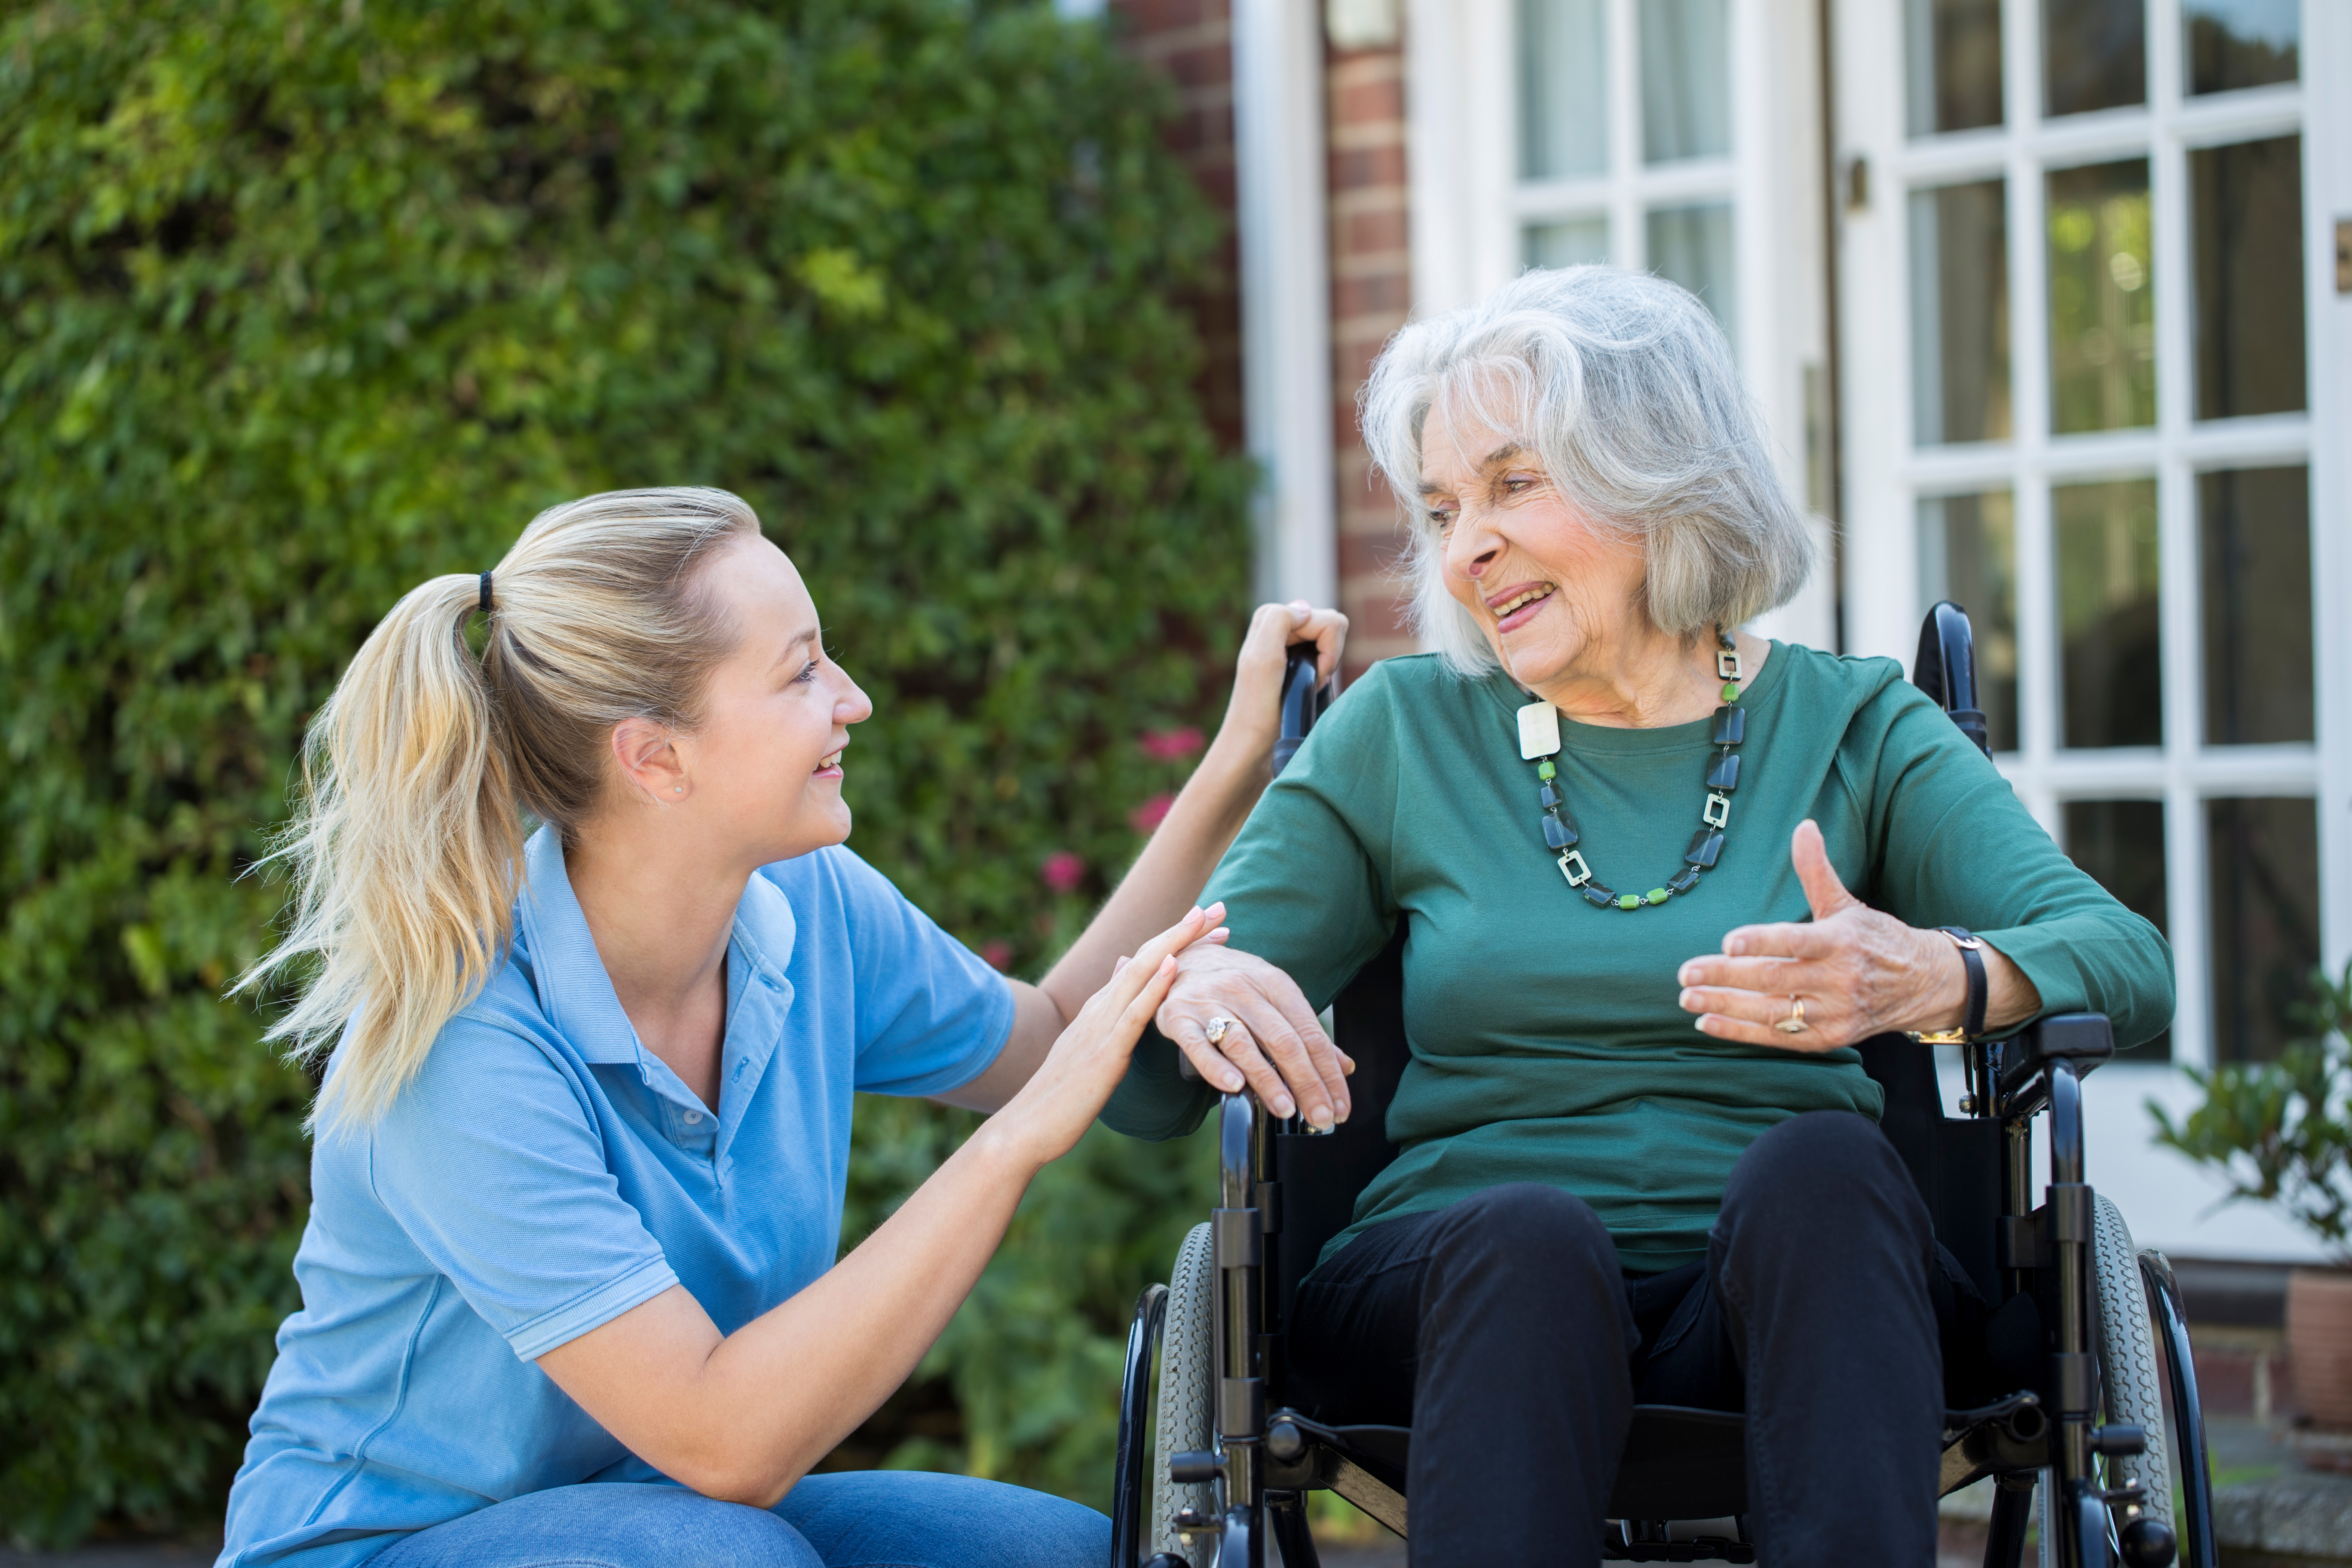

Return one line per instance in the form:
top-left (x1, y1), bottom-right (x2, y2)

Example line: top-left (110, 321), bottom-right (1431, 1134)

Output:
top-left (2217, 1468), bottom-right (2352, 1565)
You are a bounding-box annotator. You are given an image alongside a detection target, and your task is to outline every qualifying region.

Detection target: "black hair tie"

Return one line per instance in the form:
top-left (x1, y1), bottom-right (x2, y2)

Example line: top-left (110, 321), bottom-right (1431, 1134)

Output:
top-left (478, 571), bottom-right (493, 615)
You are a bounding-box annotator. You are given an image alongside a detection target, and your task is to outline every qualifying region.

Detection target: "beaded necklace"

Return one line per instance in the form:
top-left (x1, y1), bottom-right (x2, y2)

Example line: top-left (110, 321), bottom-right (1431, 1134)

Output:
top-left (1516, 626), bottom-right (1746, 911)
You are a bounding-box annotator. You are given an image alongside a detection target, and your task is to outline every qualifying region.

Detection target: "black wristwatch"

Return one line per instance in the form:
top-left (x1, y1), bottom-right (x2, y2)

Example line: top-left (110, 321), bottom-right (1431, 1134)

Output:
top-left (1909, 927), bottom-right (1988, 1044)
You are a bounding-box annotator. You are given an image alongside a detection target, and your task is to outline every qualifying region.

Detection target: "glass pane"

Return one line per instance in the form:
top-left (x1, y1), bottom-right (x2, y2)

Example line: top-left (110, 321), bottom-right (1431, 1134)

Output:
top-left (1521, 0), bottom-right (1610, 179)
top-left (1647, 203), bottom-right (1735, 343)
top-left (2186, 0), bottom-right (2299, 94)
top-left (2207, 796), bottom-right (2321, 1063)
top-left (2064, 799), bottom-right (2170, 1060)
top-left (2043, 0), bottom-right (2146, 117)
top-left (1640, 0), bottom-right (1730, 164)
top-left (1917, 492), bottom-right (2019, 752)
top-left (2201, 466), bottom-right (2312, 745)
top-left (2193, 136), bottom-right (2307, 420)
top-left (2055, 477), bottom-right (2161, 749)
top-left (1910, 179), bottom-right (2011, 445)
top-left (1906, 0), bottom-right (2003, 136)
top-left (1526, 218), bottom-right (1611, 270)
top-left (2047, 159), bottom-right (2154, 434)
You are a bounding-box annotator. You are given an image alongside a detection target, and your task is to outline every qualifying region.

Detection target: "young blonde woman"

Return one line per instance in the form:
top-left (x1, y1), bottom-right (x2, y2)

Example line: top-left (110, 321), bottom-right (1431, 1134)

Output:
top-left (215, 487), bottom-right (1347, 1568)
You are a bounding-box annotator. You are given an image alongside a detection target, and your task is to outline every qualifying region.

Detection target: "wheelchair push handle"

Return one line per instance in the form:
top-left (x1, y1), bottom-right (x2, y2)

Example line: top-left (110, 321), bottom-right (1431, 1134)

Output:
top-left (1271, 642), bottom-right (1330, 779)
top-left (1913, 600), bottom-right (1992, 760)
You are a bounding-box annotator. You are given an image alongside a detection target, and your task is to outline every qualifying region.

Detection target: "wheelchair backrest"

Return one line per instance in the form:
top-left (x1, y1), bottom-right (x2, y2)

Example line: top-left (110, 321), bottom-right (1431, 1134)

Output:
top-left (1266, 605), bottom-right (2009, 1335)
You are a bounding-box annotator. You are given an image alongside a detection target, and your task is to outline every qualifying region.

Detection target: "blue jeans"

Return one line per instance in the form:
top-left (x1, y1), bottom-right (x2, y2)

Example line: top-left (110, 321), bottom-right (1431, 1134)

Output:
top-left (368, 1471), bottom-right (1109, 1568)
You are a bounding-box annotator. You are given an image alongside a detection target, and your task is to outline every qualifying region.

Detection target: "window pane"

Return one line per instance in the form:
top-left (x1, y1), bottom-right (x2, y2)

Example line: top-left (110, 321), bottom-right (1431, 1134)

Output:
top-left (1526, 218), bottom-right (1611, 270)
top-left (1640, 0), bottom-right (1730, 164)
top-left (2207, 796), bottom-right (2321, 1063)
top-left (2193, 136), bottom-right (2307, 420)
top-left (2047, 160), bottom-right (2154, 434)
top-left (1910, 179), bottom-right (2011, 445)
top-left (1906, 0), bottom-right (2003, 136)
top-left (2043, 0), bottom-right (2146, 117)
top-left (1521, 0), bottom-right (1610, 179)
top-left (1647, 203), bottom-right (1735, 343)
top-left (2064, 799), bottom-right (2169, 1060)
top-left (2186, 0), bottom-right (2299, 95)
top-left (1917, 492), bottom-right (2019, 752)
top-left (2055, 478), bottom-right (2161, 749)
top-left (2201, 466), bottom-right (2312, 745)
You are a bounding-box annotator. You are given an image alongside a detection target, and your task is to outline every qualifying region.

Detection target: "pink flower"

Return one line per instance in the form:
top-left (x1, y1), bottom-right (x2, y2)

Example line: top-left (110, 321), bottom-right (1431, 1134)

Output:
top-left (1040, 851), bottom-right (1086, 894)
top-left (1128, 793), bottom-right (1175, 835)
top-left (979, 941), bottom-right (1013, 973)
top-left (1140, 726), bottom-right (1204, 762)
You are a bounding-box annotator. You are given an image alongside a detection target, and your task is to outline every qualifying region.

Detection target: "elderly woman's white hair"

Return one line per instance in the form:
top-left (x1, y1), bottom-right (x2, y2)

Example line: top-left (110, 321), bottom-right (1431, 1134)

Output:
top-left (1360, 265), bottom-right (1814, 677)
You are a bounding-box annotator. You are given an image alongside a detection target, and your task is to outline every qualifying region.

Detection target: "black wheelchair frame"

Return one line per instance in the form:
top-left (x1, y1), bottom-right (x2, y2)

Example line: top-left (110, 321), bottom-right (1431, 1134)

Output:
top-left (1110, 605), bottom-right (2214, 1568)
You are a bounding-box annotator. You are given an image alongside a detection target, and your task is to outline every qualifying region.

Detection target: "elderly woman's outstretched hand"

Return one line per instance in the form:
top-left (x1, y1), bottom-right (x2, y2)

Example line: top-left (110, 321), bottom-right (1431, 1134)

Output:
top-left (1674, 820), bottom-right (2040, 1051)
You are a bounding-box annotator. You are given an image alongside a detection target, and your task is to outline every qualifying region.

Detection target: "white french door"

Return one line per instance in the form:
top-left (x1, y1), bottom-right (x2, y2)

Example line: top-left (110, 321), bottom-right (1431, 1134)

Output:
top-left (1834, 0), bottom-right (2352, 1256)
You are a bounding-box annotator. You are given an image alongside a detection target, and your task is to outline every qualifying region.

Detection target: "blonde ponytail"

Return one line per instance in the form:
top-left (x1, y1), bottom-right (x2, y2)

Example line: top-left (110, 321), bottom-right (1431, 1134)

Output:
top-left (242, 488), bottom-right (760, 1130)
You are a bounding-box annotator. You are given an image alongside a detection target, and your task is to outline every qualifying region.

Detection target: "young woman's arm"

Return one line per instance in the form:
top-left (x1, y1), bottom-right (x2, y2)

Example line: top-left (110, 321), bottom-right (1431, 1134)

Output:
top-left (943, 601), bottom-right (1353, 1127)
top-left (534, 906), bottom-right (1215, 1507)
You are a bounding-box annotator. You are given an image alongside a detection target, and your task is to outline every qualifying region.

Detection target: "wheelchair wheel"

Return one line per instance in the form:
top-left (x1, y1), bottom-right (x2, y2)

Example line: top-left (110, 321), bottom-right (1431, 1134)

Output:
top-left (2092, 1194), bottom-right (2172, 1532)
top-left (1152, 1221), bottom-right (1217, 1563)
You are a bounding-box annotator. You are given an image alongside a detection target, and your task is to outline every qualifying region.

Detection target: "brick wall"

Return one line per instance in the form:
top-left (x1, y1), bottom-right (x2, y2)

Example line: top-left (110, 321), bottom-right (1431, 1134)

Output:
top-left (1326, 31), bottom-right (1415, 678)
top-left (1118, 0), bottom-right (1419, 675)
top-left (1114, 0), bottom-right (1246, 454)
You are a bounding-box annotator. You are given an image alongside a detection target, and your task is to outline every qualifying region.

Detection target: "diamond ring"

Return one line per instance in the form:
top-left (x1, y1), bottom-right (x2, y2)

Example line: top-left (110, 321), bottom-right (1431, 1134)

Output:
top-left (1205, 1017), bottom-right (1232, 1047)
top-left (1776, 996), bottom-right (1809, 1035)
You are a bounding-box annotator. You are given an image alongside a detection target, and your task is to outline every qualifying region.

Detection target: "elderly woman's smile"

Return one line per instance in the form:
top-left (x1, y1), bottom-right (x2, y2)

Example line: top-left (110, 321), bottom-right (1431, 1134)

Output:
top-left (1485, 581), bottom-right (1554, 626)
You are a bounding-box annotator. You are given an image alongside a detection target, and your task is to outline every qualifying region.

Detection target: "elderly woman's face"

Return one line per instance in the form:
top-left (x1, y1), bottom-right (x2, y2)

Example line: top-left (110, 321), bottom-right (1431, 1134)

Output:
top-left (1419, 400), bottom-right (1648, 692)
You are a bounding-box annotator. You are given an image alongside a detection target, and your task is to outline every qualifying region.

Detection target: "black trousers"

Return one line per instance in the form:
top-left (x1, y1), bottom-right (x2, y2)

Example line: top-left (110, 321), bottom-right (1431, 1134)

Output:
top-left (1287, 1111), bottom-right (1987, 1568)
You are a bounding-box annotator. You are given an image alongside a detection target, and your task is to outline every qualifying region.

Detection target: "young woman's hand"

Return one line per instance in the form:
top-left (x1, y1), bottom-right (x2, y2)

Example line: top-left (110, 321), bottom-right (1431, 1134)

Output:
top-left (1209, 601), bottom-right (1348, 773)
top-left (986, 903), bottom-right (1228, 1170)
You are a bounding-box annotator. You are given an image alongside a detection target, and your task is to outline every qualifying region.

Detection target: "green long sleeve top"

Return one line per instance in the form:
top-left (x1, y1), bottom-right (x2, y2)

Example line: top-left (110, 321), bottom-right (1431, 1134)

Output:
top-left (1101, 644), bottom-right (2174, 1273)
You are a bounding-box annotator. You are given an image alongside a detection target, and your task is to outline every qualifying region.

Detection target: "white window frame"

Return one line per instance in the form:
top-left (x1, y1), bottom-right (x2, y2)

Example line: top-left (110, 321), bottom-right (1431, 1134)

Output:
top-left (1406, 0), bottom-right (1839, 646)
top-left (1835, 0), bottom-right (2352, 1255)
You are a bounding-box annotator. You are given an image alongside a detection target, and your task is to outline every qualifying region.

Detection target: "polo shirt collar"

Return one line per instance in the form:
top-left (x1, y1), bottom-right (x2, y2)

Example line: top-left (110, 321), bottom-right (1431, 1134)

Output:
top-left (515, 827), bottom-right (799, 1073)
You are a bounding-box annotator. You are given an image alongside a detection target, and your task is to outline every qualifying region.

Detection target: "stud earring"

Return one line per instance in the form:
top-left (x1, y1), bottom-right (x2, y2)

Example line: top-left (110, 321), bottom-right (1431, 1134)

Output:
top-left (674, 785), bottom-right (684, 794)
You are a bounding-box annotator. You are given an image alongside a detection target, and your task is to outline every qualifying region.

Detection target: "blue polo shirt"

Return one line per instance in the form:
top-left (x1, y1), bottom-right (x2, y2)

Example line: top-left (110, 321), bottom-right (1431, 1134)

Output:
top-left (217, 827), bottom-right (1014, 1568)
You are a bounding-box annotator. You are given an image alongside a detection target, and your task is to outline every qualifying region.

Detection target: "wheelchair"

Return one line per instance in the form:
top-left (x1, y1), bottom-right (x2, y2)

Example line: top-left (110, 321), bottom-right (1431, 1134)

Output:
top-left (1108, 605), bottom-right (2215, 1568)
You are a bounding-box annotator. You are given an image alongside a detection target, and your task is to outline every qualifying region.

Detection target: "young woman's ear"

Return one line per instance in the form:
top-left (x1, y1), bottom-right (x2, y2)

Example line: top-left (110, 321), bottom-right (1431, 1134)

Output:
top-left (610, 717), bottom-right (688, 803)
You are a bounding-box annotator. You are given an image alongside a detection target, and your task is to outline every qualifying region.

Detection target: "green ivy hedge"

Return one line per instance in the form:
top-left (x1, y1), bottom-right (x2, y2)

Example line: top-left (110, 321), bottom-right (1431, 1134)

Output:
top-left (0, 0), bottom-right (1247, 1544)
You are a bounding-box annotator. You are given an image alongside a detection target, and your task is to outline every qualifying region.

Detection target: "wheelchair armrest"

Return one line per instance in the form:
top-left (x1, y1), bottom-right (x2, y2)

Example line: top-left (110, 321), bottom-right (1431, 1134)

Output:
top-left (1994, 1013), bottom-right (2114, 1105)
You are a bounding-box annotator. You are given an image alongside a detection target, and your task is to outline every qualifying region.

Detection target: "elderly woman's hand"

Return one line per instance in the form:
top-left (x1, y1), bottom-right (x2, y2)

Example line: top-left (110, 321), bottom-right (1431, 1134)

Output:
top-left (1674, 820), bottom-right (2040, 1051)
top-left (1155, 943), bottom-right (1354, 1129)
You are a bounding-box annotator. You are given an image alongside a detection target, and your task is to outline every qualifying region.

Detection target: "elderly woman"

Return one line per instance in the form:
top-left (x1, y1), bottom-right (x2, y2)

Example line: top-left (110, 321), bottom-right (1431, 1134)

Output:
top-left (1100, 266), bottom-right (2171, 1566)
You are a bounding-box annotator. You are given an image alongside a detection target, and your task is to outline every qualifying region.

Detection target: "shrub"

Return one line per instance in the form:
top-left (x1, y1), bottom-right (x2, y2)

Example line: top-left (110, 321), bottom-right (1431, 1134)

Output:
top-left (0, 0), bottom-right (1249, 1542)
top-left (2151, 962), bottom-right (2352, 1257)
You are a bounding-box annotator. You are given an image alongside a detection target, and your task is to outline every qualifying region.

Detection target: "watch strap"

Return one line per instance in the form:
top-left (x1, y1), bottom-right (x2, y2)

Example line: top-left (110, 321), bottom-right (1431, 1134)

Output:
top-left (1938, 926), bottom-right (1988, 1039)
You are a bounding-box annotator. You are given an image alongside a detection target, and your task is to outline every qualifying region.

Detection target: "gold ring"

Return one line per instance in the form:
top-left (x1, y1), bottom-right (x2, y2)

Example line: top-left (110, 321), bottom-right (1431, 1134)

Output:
top-left (1205, 1017), bottom-right (1232, 1047)
top-left (1776, 996), bottom-right (1809, 1035)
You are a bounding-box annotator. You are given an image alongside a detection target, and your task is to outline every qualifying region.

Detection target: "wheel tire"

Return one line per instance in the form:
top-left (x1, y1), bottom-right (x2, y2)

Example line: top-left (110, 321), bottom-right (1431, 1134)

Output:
top-left (2092, 1194), bottom-right (2172, 1530)
top-left (1152, 1222), bottom-right (1217, 1564)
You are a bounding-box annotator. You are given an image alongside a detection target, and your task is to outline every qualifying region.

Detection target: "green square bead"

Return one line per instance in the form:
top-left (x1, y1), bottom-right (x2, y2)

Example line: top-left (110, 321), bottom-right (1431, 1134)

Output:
top-left (1617, 893), bottom-right (1642, 910)
top-left (1721, 680), bottom-right (1741, 702)
top-left (1645, 888), bottom-right (1670, 905)
top-left (1537, 759), bottom-right (1556, 780)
